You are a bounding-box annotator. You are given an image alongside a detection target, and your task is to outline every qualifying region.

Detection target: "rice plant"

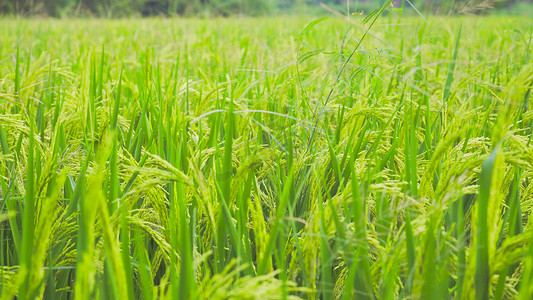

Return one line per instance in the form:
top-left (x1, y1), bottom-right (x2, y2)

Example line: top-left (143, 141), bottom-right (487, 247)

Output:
top-left (0, 5), bottom-right (533, 300)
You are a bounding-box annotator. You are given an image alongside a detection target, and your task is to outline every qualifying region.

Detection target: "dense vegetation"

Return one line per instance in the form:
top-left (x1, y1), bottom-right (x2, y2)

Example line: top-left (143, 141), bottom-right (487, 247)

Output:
top-left (1, 1), bottom-right (533, 299)
top-left (1, 0), bottom-right (532, 16)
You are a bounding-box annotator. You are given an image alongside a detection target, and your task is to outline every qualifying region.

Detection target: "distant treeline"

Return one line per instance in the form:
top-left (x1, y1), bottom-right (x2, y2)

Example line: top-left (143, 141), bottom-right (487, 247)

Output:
top-left (0, 0), bottom-right (531, 17)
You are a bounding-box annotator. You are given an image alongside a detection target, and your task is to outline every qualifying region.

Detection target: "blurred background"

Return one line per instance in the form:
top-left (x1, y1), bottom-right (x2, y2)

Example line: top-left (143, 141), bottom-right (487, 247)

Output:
top-left (0, 0), bottom-right (532, 18)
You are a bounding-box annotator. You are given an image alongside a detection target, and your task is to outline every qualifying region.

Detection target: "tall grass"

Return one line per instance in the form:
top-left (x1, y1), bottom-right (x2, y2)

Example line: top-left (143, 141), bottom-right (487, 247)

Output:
top-left (0, 10), bottom-right (533, 300)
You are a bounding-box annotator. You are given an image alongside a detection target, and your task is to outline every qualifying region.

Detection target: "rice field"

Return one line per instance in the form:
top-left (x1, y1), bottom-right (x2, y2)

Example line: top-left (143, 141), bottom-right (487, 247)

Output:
top-left (1, 10), bottom-right (533, 300)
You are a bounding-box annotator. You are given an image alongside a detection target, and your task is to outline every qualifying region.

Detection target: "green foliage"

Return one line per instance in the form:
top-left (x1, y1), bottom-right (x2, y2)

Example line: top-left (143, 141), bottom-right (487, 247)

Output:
top-left (1, 8), bottom-right (533, 300)
top-left (0, 0), bottom-right (275, 16)
top-left (0, 0), bottom-right (531, 16)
